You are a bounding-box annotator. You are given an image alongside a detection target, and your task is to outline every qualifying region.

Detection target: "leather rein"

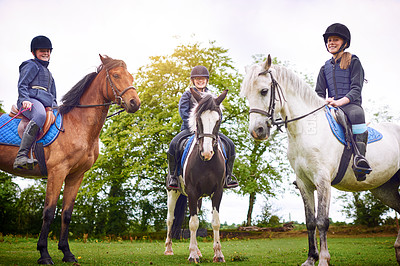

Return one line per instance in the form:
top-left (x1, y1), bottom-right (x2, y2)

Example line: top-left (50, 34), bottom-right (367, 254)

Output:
top-left (249, 70), bottom-right (326, 130)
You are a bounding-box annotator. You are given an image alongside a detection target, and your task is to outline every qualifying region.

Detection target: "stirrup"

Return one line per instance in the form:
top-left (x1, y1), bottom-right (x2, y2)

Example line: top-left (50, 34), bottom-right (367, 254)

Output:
top-left (13, 156), bottom-right (38, 170)
top-left (353, 155), bottom-right (372, 174)
top-left (224, 177), bottom-right (238, 188)
top-left (167, 176), bottom-right (180, 190)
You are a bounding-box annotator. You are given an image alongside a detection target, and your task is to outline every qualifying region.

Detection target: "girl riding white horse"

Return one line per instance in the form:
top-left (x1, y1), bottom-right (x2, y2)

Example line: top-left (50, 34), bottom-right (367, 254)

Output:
top-left (241, 55), bottom-right (400, 265)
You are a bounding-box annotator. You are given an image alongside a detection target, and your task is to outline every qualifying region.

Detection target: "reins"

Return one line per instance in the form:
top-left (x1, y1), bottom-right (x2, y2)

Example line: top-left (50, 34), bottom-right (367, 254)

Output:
top-left (59, 67), bottom-right (136, 119)
top-left (249, 70), bottom-right (327, 130)
top-left (0, 107), bottom-right (29, 129)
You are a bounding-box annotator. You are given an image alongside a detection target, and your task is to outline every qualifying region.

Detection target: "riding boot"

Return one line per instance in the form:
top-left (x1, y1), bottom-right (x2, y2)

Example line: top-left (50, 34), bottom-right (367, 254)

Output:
top-left (224, 155), bottom-right (239, 188)
top-left (13, 120), bottom-right (40, 170)
top-left (167, 152), bottom-right (179, 190)
top-left (352, 131), bottom-right (372, 181)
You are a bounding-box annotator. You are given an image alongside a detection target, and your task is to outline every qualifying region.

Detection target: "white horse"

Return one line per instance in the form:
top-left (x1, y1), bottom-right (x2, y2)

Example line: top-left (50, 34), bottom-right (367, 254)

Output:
top-left (240, 55), bottom-right (400, 266)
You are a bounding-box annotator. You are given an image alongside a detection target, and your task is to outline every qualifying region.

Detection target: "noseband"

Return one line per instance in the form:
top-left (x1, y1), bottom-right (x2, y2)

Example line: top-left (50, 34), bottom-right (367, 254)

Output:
top-left (249, 70), bottom-right (326, 129)
top-left (105, 68), bottom-right (136, 107)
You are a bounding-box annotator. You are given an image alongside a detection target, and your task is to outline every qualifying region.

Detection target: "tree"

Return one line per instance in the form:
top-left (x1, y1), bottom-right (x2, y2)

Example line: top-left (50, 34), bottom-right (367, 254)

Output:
top-left (340, 191), bottom-right (390, 227)
top-left (0, 101), bottom-right (5, 113)
top-left (0, 172), bottom-right (20, 234)
top-left (79, 41), bottom-right (243, 232)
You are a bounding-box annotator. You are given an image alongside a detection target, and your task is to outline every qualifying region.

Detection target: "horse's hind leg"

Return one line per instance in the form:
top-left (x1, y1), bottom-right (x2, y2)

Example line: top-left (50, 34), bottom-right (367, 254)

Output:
top-left (370, 170), bottom-right (400, 264)
top-left (296, 177), bottom-right (319, 266)
top-left (57, 174), bottom-right (84, 263)
top-left (37, 176), bottom-right (64, 265)
top-left (164, 189), bottom-right (181, 255)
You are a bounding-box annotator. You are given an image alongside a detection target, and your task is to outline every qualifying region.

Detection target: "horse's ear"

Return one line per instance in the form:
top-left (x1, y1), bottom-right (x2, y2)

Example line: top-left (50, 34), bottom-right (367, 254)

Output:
top-left (190, 87), bottom-right (202, 102)
top-left (262, 54), bottom-right (272, 71)
top-left (216, 89), bottom-right (228, 105)
top-left (99, 54), bottom-right (105, 64)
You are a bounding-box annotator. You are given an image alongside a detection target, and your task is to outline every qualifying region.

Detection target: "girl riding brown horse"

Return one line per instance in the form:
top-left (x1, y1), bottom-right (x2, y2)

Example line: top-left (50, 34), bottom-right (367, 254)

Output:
top-left (0, 54), bottom-right (140, 264)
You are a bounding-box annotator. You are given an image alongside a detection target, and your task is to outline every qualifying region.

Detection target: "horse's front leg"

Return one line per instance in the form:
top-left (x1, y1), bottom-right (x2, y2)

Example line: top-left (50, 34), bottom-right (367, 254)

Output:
top-left (211, 206), bottom-right (225, 262)
top-left (188, 214), bottom-right (200, 263)
top-left (187, 194), bottom-right (201, 263)
top-left (316, 179), bottom-right (331, 266)
top-left (296, 177), bottom-right (319, 266)
top-left (57, 174), bottom-right (84, 263)
top-left (37, 176), bottom-right (64, 265)
top-left (164, 190), bottom-right (181, 255)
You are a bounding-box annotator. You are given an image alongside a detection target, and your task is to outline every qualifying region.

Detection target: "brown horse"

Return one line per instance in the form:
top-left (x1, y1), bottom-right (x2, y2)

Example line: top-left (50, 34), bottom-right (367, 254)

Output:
top-left (165, 88), bottom-right (227, 263)
top-left (0, 55), bottom-right (140, 264)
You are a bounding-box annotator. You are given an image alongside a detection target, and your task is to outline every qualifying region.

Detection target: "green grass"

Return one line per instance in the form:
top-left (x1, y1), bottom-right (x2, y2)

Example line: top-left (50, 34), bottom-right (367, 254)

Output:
top-left (0, 235), bottom-right (397, 265)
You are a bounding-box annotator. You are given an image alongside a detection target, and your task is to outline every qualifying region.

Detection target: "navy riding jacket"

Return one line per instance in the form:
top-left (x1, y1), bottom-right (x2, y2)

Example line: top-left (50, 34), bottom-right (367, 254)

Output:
top-left (179, 87), bottom-right (209, 131)
top-left (315, 54), bottom-right (364, 106)
top-left (17, 58), bottom-right (57, 108)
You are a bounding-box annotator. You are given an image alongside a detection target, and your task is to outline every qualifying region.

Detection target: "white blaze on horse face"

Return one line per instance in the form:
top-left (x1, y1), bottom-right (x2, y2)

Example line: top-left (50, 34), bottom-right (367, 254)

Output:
top-left (200, 110), bottom-right (219, 160)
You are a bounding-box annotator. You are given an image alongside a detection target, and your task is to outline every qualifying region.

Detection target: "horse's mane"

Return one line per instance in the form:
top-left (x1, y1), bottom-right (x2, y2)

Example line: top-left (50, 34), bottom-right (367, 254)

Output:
top-left (240, 63), bottom-right (325, 107)
top-left (188, 92), bottom-right (223, 132)
top-left (58, 56), bottom-right (127, 115)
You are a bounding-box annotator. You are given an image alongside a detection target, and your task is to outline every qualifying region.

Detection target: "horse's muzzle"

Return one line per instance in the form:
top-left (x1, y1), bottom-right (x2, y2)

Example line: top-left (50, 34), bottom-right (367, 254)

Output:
top-left (250, 125), bottom-right (270, 140)
top-left (125, 98), bottom-right (141, 113)
top-left (201, 150), bottom-right (214, 161)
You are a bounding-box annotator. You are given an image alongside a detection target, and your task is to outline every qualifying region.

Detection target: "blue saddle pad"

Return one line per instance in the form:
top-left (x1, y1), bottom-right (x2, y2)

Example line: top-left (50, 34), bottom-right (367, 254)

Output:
top-left (325, 106), bottom-right (382, 145)
top-left (0, 110), bottom-right (63, 147)
top-left (180, 135), bottom-right (195, 169)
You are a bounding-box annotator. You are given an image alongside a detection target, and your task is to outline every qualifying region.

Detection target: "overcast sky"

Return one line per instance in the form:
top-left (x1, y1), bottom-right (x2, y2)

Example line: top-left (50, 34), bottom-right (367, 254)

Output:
top-left (1, 0), bottom-right (399, 224)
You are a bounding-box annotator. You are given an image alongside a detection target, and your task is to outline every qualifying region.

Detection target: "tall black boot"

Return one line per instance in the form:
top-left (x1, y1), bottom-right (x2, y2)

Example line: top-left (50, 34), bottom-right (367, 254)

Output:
top-left (352, 131), bottom-right (372, 181)
top-left (167, 152), bottom-right (179, 190)
top-left (13, 120), bottom-right (40, 170)
top-left (224, 155), bottom-right (238, 188)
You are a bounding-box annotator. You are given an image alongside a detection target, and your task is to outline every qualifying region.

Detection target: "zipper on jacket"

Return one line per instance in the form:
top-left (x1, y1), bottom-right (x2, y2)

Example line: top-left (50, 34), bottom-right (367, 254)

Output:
top-left (332, 62), bottom-right (338, 99)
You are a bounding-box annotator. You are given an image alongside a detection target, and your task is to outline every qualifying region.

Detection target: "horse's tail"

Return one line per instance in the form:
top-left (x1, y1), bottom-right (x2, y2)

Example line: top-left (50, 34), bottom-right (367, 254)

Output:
top-left (171, 194), bottom-right (187, 239)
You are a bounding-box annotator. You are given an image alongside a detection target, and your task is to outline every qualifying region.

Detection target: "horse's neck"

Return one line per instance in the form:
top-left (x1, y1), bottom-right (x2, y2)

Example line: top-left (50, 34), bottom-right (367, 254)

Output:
top-left (67, 75), bottom-right (109, 137)
top-left (277, 75), bottom-right (326, 138)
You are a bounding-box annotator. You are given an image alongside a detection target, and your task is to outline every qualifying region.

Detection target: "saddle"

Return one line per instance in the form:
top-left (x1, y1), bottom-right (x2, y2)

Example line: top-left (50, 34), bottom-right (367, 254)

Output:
top-left (6, 105), bottom-right (57, 177)
top-left (327, 107), bottom-right (379, 185)
top-left (10, 105), bottom-right (56, 141)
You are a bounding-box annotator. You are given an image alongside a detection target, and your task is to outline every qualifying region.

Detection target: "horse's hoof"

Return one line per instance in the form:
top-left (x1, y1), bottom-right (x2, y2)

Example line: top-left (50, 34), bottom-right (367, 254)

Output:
top-left (213, 256), bottom-right (225, 262)
top-left (164, 251), bottom-right (174, 255)
top-left (62, 255), bottom-right (78, 263)
top-left (188, 257), bottom-right (200, 263)
top-left (37, 257), bottom-right (55, 265)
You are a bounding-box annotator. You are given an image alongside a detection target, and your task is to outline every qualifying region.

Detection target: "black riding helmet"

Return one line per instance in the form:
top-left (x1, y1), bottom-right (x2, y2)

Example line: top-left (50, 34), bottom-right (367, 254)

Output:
top-left (323, 23), bottom-right (351, 53)
top-left (190, 66), bottom-right (209, 79)
top-left (31, 35), bottom-right (53, 52)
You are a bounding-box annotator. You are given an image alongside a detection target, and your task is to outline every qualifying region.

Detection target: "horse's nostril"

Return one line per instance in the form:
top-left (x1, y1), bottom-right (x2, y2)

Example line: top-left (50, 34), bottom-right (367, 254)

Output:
top-left (256, 127), bottom-right (264, 135)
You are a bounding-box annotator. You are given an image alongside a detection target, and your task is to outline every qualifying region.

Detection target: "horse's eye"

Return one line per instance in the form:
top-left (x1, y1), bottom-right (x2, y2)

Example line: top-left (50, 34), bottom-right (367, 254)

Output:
top-left (113, 74), bottom-right (120, 79)
top-left (261, 88), bottom-right (269, 96)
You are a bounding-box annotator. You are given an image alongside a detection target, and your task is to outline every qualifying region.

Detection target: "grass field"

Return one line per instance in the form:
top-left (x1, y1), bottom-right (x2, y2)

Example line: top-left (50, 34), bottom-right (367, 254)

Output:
top-left (0, 234), bottom-right (398, 265)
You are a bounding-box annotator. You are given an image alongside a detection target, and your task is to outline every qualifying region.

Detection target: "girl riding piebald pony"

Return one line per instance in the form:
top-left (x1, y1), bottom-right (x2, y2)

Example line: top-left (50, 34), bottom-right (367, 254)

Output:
top-left (167, 66), bottom-right (238, 189)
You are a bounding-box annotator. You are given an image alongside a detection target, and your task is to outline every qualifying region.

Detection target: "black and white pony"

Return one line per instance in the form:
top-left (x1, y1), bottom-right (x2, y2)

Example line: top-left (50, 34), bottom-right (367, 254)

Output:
top-left (241, 55), bottom-right (400, 265)
top-left (164, 88), bottom-right (228, 263)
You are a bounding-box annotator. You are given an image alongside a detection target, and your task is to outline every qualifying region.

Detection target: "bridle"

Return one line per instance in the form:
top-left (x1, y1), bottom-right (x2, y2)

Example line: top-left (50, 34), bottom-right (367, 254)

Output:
top-left (59, 66), bottom-right (137, 118)
top-left (249, 70), bottom-right (326, 130)
top-left (104, 68), bottom-right (136, 109)
top-left (195, 112), bottom-right (221, 158)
